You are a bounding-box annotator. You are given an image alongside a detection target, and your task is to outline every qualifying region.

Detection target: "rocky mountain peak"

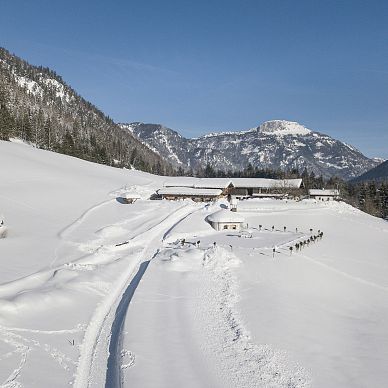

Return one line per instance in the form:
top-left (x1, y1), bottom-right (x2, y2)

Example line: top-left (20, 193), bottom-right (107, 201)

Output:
top-left (258, 120), bottom-right (312, 136)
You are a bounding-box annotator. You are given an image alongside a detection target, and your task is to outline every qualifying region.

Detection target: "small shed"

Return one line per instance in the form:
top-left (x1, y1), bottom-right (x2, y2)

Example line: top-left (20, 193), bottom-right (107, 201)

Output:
top-left (207, 209), bottom-right (246, 231)
top-left (309, 189), bottom-right (340, 201)
top-left (121, 192), bottom-right (141, 204)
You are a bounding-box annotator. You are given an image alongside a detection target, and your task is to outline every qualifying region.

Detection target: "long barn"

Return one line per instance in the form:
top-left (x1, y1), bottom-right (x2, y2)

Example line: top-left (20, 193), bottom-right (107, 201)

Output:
top-left (156, 177), bottom-right (303, 201)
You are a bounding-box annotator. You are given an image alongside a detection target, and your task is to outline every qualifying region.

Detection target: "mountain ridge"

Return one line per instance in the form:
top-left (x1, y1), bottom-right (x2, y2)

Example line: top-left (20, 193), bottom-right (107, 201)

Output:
top-left (352, 159), bottom-right (388, 182)
top-left (121, 120), bottom-right (377, 179)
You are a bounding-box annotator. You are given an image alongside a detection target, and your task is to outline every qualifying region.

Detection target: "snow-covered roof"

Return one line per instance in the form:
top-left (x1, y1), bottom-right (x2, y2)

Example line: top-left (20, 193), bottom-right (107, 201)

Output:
top-left (163, 178), bottom-right (232, 189)
top-left (207, 209), bottom-right (245, 223)
top-left (195, 178), bottom-right (233, 189)
top-left (163, 177), bottom-right (301, 189)
top-left (232, 178), bottom-right (302, 189)
top-left (158, 187), bottom-right (222, 196)
top-left (163, 177), bottom-right (198, 188)
top-left (309, 189), bottom-right (340, 196)
top-left (123, 192), bottom-right (141, 199)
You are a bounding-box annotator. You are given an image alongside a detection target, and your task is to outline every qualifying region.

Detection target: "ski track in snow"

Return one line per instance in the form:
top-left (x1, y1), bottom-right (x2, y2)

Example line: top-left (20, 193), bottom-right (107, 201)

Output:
top-left (0, 190), bottom-right (184, 386)
top-left (104, 260), bottom-right (151, 388)
top-left (0, 200), bottom-right (191, 387)
top-left (74, 203), bottom-right (201, 388)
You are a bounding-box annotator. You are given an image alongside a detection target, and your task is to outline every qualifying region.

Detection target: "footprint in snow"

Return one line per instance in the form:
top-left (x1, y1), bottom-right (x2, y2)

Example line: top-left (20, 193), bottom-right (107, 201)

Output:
top-left (120, 349), bottom-right (135, 369)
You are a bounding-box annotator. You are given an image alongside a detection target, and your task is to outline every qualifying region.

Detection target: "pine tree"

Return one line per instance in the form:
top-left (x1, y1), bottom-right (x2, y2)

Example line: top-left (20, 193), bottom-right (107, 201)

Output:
top-left (0, 88), bottom-right (13, 140)
top-left (43, 117), bottom-right (52, 149)
top-left (204, 163), bottom-right (215, 178)
top-left (62, 131), bottom-right (75, 155)
top-left (22, 111), bottom-right (33, 142)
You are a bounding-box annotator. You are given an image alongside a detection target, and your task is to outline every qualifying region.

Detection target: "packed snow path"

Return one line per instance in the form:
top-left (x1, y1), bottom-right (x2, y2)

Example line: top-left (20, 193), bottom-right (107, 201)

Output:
top-left (105, 260), bottom-right (150, 388)
top-left (72, 203), bottom-right (201, 388)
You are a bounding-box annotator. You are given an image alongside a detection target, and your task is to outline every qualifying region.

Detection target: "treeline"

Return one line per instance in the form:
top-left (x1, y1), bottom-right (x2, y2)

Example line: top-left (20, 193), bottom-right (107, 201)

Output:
top-left (0, 47), bottom-right (173, 175)
top-left (190, 162), bottom-right (302, 180)
top-left (302, 173), bottom-right (388, 220)
top-left (345, 181), bottom-right (388, 220)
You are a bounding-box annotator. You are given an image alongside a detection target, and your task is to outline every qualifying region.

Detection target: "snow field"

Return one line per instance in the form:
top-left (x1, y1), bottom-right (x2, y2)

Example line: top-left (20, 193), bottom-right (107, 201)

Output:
top-left (0, 141), bottom-right (168, 387)
top-left (120, 207), bottom-right (313, 387)
top-left (234, 200), bottom-right (388, 388)
top-left (119, 198), bottom-right (388, 388)
top-left (1, 141), bottom-right (388, 388)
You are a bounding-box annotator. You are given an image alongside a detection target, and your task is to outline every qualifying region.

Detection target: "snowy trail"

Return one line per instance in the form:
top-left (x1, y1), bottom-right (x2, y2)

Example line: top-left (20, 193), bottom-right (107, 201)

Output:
top-left (105, 260), bottom-right (150, 388)
top-left (73, 203), bottom-right (201, 388)
top-left (0, 199), bottom-right (195, 387)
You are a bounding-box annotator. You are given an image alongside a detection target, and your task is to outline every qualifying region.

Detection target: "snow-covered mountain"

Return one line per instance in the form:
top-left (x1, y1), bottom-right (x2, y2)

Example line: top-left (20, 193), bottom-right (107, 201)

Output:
top-left (120, 120), bottom-right (377, 179)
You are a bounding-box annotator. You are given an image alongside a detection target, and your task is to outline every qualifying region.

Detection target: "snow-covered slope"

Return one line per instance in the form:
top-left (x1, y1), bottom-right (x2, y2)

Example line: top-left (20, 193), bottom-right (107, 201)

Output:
top-left (1, 140), bottom-right (388, 388)
top-left (124, 120), bottom-right (377, 179)
top-left (123, 198), bottom-right (388, 388)
top-left (0, 140), bottom-right (169, 387)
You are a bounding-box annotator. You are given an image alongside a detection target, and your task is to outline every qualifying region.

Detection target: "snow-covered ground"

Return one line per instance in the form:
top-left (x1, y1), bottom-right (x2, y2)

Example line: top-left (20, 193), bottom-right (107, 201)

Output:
top-left (1, 141), bottom-right (388, 387)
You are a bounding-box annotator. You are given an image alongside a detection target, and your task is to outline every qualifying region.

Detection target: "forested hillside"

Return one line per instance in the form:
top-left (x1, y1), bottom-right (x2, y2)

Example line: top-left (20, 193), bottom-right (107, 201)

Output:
top-left (0, 47), bottom-right (173, 174)
top-left (352, 160), bottom-right (388, 183)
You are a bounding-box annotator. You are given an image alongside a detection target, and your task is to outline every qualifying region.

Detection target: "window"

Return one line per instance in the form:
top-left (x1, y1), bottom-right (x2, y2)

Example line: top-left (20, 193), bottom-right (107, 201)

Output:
top-left (223, 225), bottom-right (228, 230)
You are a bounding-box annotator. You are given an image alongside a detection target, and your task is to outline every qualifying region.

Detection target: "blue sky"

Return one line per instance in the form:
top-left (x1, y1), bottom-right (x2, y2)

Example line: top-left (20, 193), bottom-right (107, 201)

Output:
top-left (1, 0), bottom-right (387, 157)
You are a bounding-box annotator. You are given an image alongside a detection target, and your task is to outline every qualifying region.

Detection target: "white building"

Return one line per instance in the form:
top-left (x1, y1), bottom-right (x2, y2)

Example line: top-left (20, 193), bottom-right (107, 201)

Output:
top-left (207, 209), bottom-right (246, 231)
top-left (309, 189), bottom-right (340, 201)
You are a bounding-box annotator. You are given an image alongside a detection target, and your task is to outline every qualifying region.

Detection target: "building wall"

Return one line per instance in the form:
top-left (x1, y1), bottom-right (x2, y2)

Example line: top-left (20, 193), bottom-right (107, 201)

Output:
top-left (210, 221), bottom-right (242, 231)
top-left (230, 188), bottom-right (248, 196)
top-left (162, 194), bottom-right (220, 201)
top-left (230, 187), bottom-right (302, 197)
